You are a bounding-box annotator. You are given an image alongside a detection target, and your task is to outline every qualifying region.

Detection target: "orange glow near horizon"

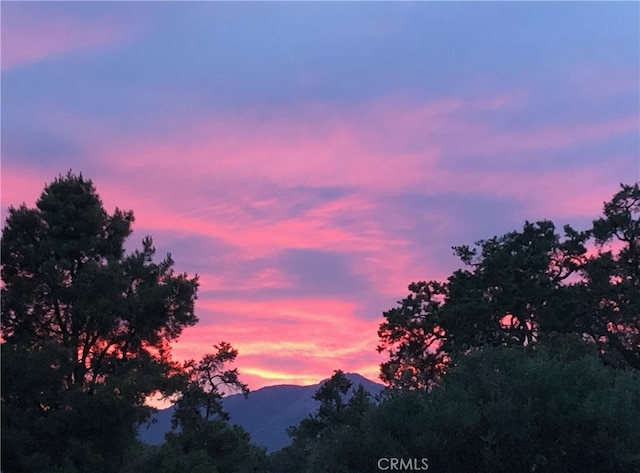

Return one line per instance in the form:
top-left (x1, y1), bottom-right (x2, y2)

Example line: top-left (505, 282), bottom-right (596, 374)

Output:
top-left (168, 296), bottom-right (385, 390)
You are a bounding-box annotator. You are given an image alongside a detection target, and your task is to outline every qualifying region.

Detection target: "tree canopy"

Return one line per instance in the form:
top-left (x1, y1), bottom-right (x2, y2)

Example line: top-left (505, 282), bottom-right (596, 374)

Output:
top-left (1, 172), bottom-right (269, 473)
top-left (378, 183), bottom-right (640, 390)
top-left (269, 337), bottom-right (640, 473)
top-left (1, 172), bottom-right (198, 472)
top-left (269, 370), bottom-right (376, 473)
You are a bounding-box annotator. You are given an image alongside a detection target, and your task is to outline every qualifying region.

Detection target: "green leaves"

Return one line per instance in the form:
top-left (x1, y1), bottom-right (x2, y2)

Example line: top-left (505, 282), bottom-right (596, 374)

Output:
top-left (143, 343), bottom-right (263, 473)
top-left (271, 371), bottom-right (377, 473)
top-left (1, 172), bottom-right (199, 472)
top-left (377, 281), bottom-right (447, 390)
top-left (276, 340), bottom-right (640, 473)
top-left (592, 182), bottom-right (640, 247)
top-left (421, 340), bottom-right (640, 473)
top-left (172, 342), bottom-right (249, 428)
top-left (378, 183), bottom-right (640, 390)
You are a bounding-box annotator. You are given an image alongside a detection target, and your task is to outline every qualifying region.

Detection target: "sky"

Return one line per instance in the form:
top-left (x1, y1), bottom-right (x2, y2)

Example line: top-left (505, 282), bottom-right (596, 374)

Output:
top-left (2, 1), bottom-right (639, 391)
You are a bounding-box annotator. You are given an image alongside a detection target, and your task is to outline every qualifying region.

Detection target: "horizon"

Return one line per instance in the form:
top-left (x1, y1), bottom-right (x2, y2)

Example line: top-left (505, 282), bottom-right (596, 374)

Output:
top-left (2, 2), bottom-right (639, 391)
top-left (149, 371), bottom-right (382, 414)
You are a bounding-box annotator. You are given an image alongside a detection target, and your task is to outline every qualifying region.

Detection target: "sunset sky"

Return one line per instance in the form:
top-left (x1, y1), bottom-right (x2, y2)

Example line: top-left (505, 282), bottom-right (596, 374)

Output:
top-left (2, 2), bottom-right (639, 391)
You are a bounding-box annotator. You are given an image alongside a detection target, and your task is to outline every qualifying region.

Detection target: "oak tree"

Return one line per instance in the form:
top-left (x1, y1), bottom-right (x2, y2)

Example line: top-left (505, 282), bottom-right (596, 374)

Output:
top-left (378, 183), bottom-right (640, 390)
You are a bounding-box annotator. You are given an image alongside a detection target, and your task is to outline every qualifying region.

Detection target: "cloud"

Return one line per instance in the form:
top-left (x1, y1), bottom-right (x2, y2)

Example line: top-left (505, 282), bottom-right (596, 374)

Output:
top-left (1, 167), bottom-right (47, 208)
top-left (1, 4), bottom-right (138, 71)
top-left (170, 297), bottom-right (383, 389)
top-left (92, 89), bottom-right (635, 198)
top-left (4, 84), bottom-right (635, 326)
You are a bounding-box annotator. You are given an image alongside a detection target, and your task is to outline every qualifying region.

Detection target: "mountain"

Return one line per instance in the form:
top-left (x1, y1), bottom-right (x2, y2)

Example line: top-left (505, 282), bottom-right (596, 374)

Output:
top-left (138, 372), bottom-right (384, 452)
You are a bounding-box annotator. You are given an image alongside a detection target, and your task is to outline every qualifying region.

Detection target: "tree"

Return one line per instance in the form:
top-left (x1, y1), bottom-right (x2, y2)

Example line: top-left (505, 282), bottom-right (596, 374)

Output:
top-left (377, 221), bottom-right (589, 390)
top-left (581, 183), bottom-right (640, 369)
top-left (1, 172), bottom-right (199, 472)
top-left (269, 371), bottom-right (376, 473)
top-left (270, 340), bottom-right (640, 473)
top-left (418, 338), bottom-right (640, 473)
top-left (280, 370), bottom-right (355, 458)
top-left (172, 341), bottom-right (249, 429)
top-left (313, 369), bottom-right (352, 423)
top-left (376, 280), bottom-right (449, 390)
top-left (378, 183), bottom-right (639, 390)
top-left (134, 342), bottom-right (268, 473)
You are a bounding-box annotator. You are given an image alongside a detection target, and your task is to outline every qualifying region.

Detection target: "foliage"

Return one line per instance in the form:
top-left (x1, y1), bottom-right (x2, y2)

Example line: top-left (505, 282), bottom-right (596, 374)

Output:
top-left (270, 338), bottom-right (640, 473)
top-left (136, 419), bottom-right (267, 473)
top-left (138, 342), bottom-right (268, 473)
top-left (172, 341), bottom-right (249, 429)
top-left (1, 172), bottom-right (200, 472)
top-left (378, 183), bottom-right (640, 389)
top-left (268, 370), bottom-right (376, 473)
top-left (420, 337), bottom-right (640, 473)
top-left (582, 183), bottom-right (640, 369)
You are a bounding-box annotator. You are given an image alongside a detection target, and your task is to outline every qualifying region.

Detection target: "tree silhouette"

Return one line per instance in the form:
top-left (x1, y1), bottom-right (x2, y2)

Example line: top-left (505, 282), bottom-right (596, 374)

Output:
top-left (1, 172), bottom-right (199, 472)
top-left (378, 183), bottom-right (640, 390)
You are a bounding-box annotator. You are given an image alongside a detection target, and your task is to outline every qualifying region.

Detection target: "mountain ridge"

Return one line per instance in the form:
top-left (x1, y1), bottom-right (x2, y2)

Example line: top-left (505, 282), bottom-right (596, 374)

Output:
top-left (139, 372), bottom-right (384, 452)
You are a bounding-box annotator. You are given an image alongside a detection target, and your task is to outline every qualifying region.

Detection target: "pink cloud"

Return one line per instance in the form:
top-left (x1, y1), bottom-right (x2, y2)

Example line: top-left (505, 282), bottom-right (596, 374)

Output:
top-left (2, 166), bottom-right (432, 308)
top-left (430, 157), bottom-right (634, 221)
top-left (100, 97), bottom-right (449, 192)
top-left (1, 9), bottom-right (138, 71)
top-left (1, 166), bottom-right (51, 211)
top-left (170, 298), bottom-right (384, 390)
top-left (105, 186), bottom-right (441, 298)
top-left (94, 90), bottom-right (636, 206)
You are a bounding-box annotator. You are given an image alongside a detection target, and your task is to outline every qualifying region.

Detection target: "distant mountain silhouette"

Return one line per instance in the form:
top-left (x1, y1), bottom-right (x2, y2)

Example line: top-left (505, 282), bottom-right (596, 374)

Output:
top-left (138, 372), bottom-right (384, 452)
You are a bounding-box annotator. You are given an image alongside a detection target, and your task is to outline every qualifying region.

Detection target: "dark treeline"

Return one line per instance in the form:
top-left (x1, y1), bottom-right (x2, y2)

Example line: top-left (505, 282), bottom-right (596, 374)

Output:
top-left (2, 173), bottom-right (639, 472)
